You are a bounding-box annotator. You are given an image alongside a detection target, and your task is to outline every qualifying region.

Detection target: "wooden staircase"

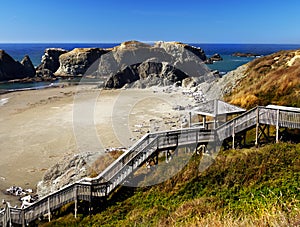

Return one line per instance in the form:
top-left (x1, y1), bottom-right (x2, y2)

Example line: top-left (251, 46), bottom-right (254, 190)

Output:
top-left (1, 106), bottom-right (299, 226)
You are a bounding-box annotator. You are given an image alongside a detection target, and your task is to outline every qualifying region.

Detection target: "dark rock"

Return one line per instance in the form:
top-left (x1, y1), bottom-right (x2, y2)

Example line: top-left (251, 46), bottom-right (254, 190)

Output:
top-left (0, 50), bottom-right (33, 81)
top-left (232, 52), bottom-right (260, 57)
top-left (210, 53), bottom-right (223, 61)
top-left (36, 48), bottom-right (68, 78)
top-left (36, 68), bottom-right (54, 78)
top-left (105, 61), bottom-right (189, 89)
top-left (204, 58), bottom-right (213, 64)
top-left (105, 64), bottom-right (140, 88)
top-left (21, 55), bottom-right (36, 78)
top-left (205, 53), bottom-right (223, 64)
top-left (36, 48), bottom-right (68, 72)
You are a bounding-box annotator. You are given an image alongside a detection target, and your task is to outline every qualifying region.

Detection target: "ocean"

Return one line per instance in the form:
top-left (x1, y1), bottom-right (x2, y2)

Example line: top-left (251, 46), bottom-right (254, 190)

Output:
top-left (0, 43), bottom-right (300, 90)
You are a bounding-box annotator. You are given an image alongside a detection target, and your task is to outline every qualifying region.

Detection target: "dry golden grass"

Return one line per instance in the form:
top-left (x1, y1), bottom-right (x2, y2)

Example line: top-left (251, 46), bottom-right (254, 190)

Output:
top-left (225, 50), bottom-right (300, 109)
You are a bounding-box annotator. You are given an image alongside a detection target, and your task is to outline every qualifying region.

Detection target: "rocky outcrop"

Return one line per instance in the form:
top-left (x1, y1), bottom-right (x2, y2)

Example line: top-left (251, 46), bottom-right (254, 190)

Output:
top-left (36, 48), bottom-right (68, 78)
top-left (232, 52), bottom-right (260, 57)
top-left (105, 61), bottom-right (189, 88)
top-left (0, 50), bottom-right (35, 81)
top-left (154, 41), bottom-right (207, 61)
top-left (37, 48), bottom-right (68, 72)
top-left (96, 41), bottom-right (214, 89)
top-left (198, 64), bottom-right (248, 100)
top-left (54, 48), bottom-right (109, 77)
top-left (20, 55), bottom-right (36, 78)
top-left (37, 152), bottom-right (99, 197)
top-left (205, 53), bottom-right (223, 64)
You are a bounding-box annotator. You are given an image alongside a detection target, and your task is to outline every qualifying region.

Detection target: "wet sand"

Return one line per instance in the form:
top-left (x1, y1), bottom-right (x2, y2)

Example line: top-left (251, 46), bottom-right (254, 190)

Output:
top-left (0, 85), bottom-right (193, 206)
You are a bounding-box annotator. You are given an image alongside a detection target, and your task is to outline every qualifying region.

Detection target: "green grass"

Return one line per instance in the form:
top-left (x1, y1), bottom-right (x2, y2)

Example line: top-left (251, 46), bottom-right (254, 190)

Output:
top-left (40, 142), bottom-right (300, 226)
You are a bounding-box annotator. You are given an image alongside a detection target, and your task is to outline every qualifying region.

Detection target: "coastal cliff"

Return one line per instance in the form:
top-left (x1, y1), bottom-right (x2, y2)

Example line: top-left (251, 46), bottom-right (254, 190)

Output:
top-left (224, 49), bottom-right (300, 108)
top-left (198, 49), bottom-right (300, 108)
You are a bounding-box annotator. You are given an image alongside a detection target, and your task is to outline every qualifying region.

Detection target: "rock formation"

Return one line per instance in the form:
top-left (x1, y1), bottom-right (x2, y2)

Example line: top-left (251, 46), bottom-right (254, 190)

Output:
top-left (37, 152), bottom-right (99, 197)
top-left (232, 52), bottom-right (260, 57)
top-left (54, 48), bottom-right (109, 77)
top-left (94, 41), bottom-right (214, 89)
top-left (20, 55), bottom-right (36, 78)
top-left (0, 50), bottom-right (35, 81)
top-left (36, 48), bottom-right (68, 78)
top-left (154, 41), bottom-right (207, 61)
top-left (205, 53), bottom-right (223, 64)
top-left (105, 61), bottom-right (189, 88)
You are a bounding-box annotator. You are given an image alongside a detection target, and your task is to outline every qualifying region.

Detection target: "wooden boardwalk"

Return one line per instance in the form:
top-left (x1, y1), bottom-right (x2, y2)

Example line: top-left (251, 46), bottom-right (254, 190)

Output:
top-left (1, 106), bottom-right (299, 226)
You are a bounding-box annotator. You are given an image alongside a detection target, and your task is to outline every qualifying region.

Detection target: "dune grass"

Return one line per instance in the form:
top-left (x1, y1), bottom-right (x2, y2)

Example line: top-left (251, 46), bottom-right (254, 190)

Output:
top-left (225, 50), bottom-right (300, 109)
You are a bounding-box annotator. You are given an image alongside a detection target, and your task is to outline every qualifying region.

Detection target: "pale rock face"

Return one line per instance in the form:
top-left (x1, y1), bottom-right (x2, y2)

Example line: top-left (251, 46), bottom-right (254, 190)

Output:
top-left (37, 152), bottom-right (99, 197)
top-left (54, 48), bottom-right (108, 77)
top-left (286, 50), bottom-right (300, 67)
top-left (195, 64), bottom-right (248, 100)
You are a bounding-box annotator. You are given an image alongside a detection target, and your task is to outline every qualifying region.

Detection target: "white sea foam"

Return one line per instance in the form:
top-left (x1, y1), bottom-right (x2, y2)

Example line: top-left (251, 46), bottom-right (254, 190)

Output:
top-left (0, 98), bottom-right (9, 106)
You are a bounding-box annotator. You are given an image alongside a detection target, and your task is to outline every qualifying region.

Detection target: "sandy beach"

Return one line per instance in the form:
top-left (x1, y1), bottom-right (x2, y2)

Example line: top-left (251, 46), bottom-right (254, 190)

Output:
top-left (0, 85), bottom-right (194, 205)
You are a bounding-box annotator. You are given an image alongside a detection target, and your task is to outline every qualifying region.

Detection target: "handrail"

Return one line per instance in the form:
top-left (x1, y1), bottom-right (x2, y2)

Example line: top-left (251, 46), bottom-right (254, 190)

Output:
top-left (1, 106), bottom-right (300, 226)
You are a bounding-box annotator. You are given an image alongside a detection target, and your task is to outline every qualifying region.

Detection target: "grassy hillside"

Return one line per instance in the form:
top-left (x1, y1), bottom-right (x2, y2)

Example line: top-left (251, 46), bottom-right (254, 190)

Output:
top-left (225, 50), bottom-right (300, 109)
top-left (41, 142), bottom-right (300, 226)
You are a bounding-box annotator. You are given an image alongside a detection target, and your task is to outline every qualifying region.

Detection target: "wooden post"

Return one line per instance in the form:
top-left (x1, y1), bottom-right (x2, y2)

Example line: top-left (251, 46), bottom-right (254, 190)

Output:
top-left (165, 150), bottom-right (168, 163)
top-left (276, 109), bottom-right (280, 143)
top-left (22, 210), bottom-right (26, 227)
top-left (214, 100), bottom-right (218, 129)
top-left (47, 197), bottom-right (51, 222)
top-left (8, 203), bottom-right (12, 227)
top-left (255, 107), bottom-right (259, 147)
top-left (89, 185), bottom-right (92, 216)
top-left (74, 185), bottom-right (78, 219)
top-left (232, 121), bottom-right (235, 149)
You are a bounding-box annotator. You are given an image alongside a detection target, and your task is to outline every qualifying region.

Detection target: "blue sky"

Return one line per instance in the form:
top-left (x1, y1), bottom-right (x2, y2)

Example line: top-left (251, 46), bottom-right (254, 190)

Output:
top-left (1, 0), bottom-right (300, 43)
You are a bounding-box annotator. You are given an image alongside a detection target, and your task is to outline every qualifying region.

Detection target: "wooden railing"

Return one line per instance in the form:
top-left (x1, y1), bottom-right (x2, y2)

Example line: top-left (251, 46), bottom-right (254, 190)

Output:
top-left (1, 106), bottom-right (299, 226)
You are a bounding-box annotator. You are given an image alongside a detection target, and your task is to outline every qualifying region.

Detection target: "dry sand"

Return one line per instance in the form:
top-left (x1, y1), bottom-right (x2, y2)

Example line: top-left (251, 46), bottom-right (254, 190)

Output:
top-left (0, 85), bottom-right (194, 206)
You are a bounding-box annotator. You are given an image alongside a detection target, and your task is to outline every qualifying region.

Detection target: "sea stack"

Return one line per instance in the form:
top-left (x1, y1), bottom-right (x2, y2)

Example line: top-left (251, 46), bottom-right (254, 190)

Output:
top-left (21, 55), bottom-right (36, 78)
top-left (0, 50), bottom-right (35, 81)
top-left (36, 48), bottom-right (68, 78)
